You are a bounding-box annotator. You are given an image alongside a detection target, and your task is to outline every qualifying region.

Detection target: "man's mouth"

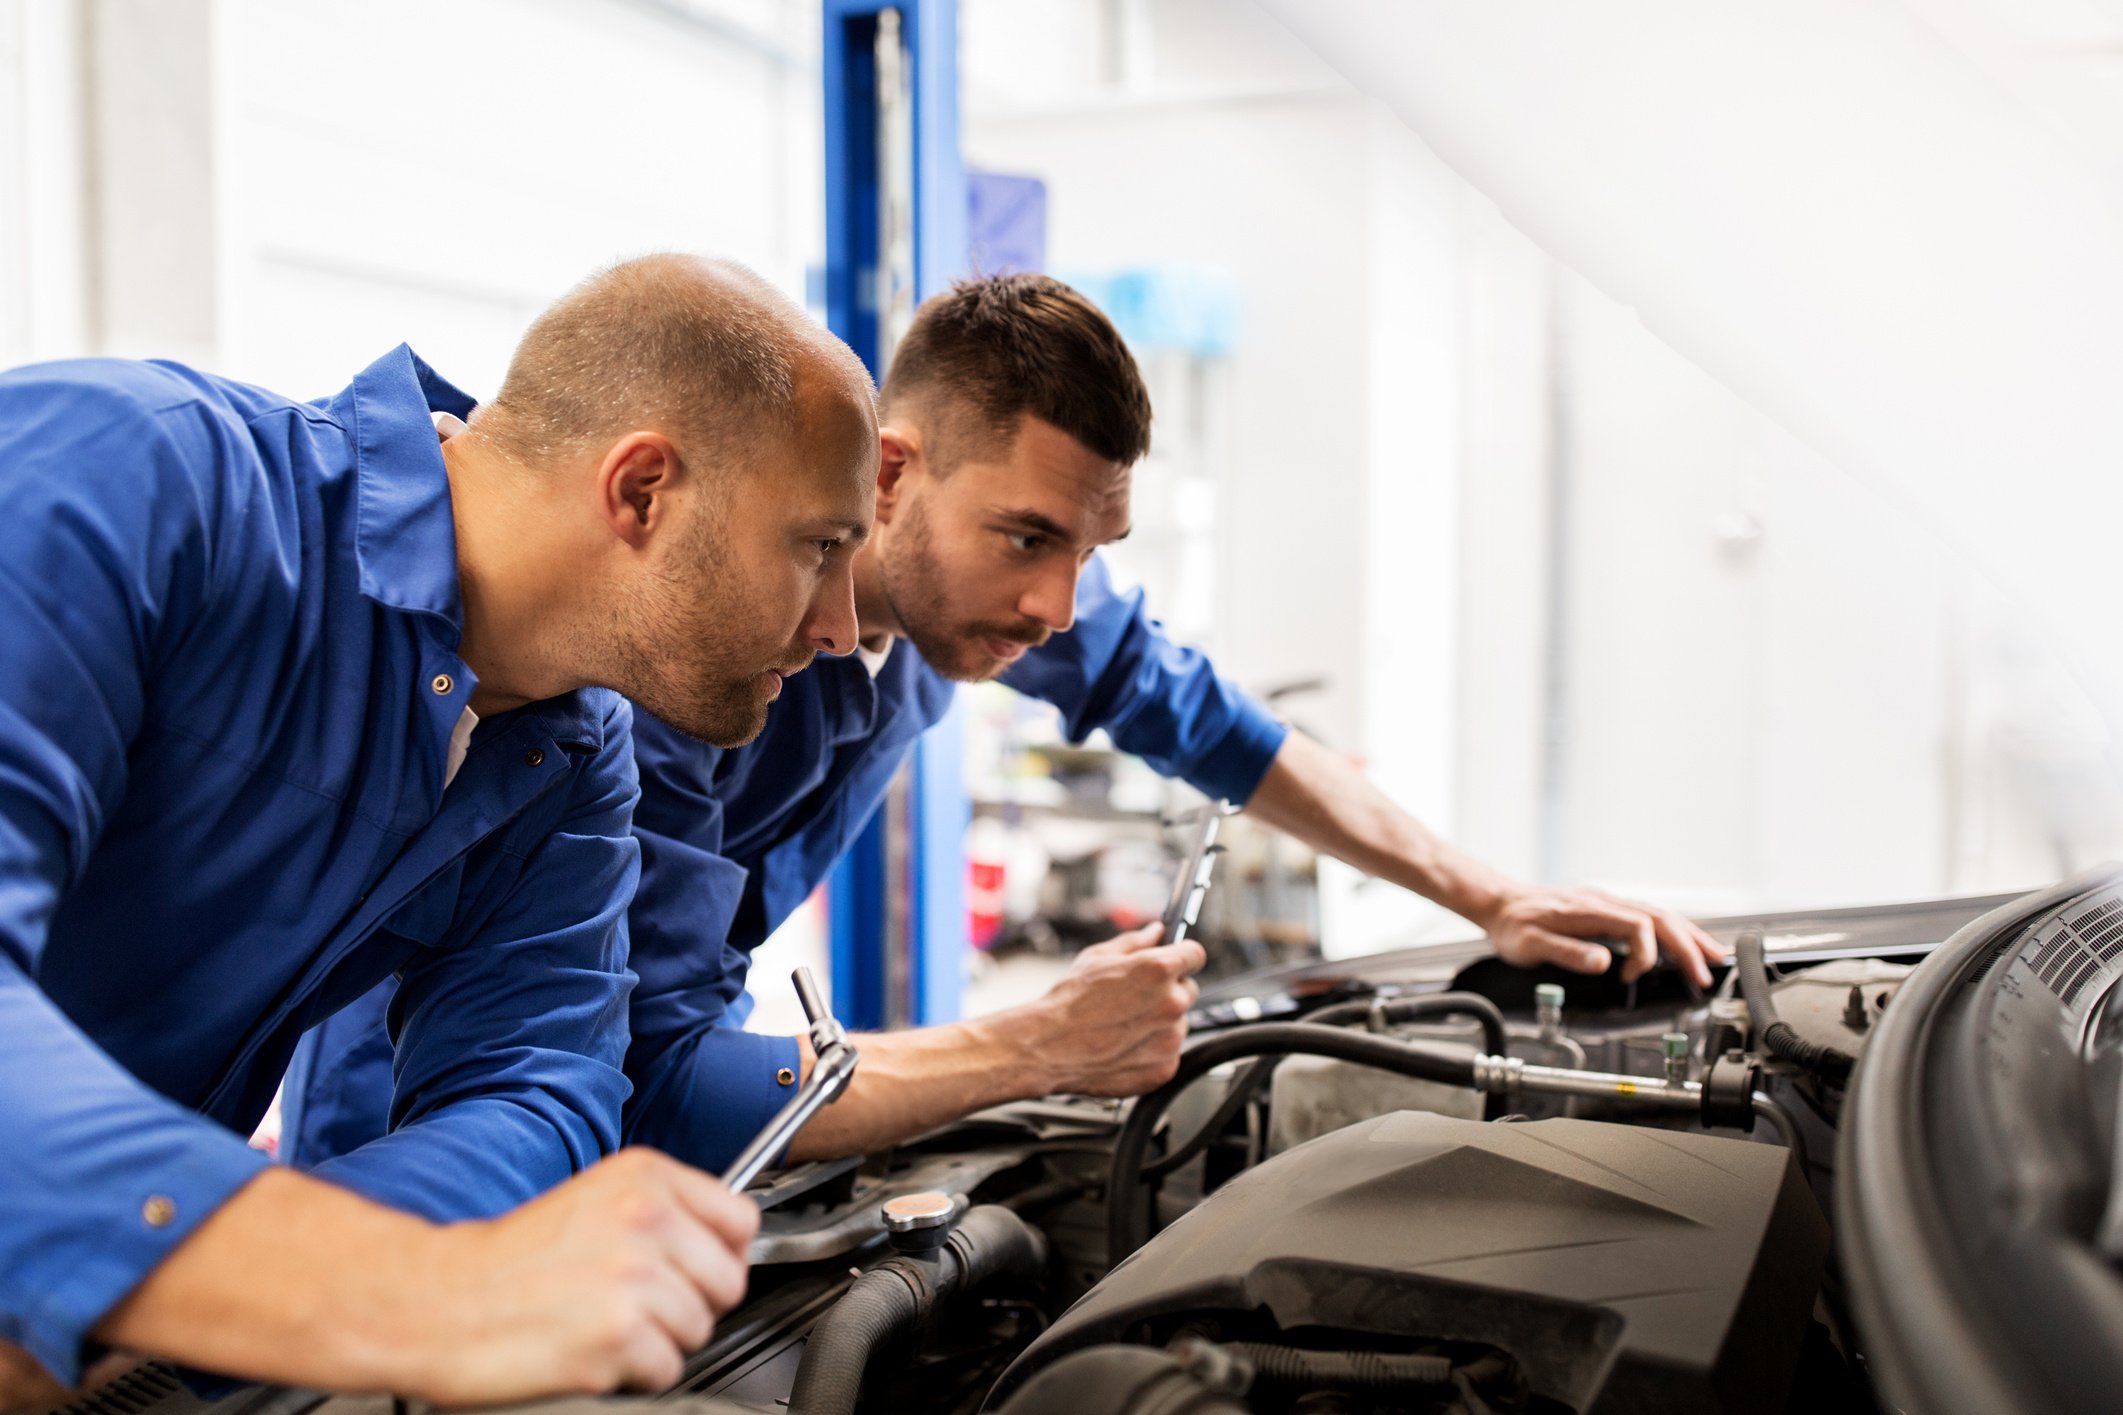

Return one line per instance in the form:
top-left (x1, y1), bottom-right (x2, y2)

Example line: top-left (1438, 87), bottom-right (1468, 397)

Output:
top-left (981, 635), bottom-right (1035, 664)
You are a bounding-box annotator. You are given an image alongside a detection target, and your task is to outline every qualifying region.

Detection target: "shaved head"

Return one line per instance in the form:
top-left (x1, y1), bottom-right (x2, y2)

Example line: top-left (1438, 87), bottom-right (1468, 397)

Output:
top-left (479, 252), bottom-right (873, 475)
top-left (451, 252), bottom-right (880, 747)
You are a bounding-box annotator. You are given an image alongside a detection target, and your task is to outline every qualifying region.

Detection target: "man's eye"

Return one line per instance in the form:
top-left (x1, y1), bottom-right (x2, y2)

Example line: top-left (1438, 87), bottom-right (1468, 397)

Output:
top-left (1007, 532), bottom-right (1047, 553)
top-left (814, 538), bottom-right (842, 557)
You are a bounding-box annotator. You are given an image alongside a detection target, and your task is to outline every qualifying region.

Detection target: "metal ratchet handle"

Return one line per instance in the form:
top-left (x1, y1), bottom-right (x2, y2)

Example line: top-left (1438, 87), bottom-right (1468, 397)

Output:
top-left (1162, 804), bottom-right (1228, 946)
top-left (720, 968), bottom-right (861, 1194)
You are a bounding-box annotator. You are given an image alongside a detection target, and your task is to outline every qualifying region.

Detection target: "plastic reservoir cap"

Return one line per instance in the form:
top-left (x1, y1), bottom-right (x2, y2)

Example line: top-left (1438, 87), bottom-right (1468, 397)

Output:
top-left (1535, 984), bottom-right (1566, 1008)
top-left (882, 1191), bottom-right (956, 1233)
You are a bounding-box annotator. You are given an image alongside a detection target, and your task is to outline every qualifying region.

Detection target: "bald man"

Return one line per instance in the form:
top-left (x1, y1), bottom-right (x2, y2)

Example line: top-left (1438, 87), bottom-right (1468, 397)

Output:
top-left (0, 255), bottom-right (875, 1409)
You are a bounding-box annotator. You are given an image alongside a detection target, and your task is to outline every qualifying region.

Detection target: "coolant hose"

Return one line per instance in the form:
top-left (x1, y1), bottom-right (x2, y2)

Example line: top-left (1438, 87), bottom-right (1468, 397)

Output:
top-left (1109, 1025), bottom-right (1479, 1265)
top-left (1735, 929), bottom-right (1855, 1083)
top-left (787, 1204), bottom-right (1046, 1415)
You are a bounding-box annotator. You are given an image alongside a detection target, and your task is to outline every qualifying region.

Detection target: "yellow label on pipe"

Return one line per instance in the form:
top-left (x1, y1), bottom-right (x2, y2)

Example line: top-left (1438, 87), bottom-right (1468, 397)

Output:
top-left (1615, 1082), bottom-right (1639, 1096)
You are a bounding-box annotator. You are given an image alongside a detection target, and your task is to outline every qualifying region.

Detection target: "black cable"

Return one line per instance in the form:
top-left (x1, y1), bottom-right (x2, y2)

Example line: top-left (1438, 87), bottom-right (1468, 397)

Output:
top-left (1141, 1056), bottom-right (1280, 1180)
top-left (1735, 928), bottom-right (1855, 1083)
top-left (1300, 991), bottom-right (1510, 1059)
top-left (1108, 1026), bottom-right (1478, 1265)
top-left (1301, 991), bottom-right (1511, 1118)
top-left (1145, 995), bottom-right (1511, 1181)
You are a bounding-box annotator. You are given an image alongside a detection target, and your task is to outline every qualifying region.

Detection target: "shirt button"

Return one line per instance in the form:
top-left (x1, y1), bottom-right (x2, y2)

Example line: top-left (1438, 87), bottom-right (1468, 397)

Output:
top-left (524, 748), bottom-right (545, 768)
top-left (776, 1067), bottom-right (796, 1086)
top-left (430, 673), bottom-right (454, 696)
top-left (142, 1195), bottom-right (177, 1227)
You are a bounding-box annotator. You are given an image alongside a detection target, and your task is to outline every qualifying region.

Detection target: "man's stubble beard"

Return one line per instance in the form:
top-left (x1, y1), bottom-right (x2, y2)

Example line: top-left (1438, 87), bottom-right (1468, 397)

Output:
top-left (604, 514), bottom-right (774, 747)
top-left (877, 498), bottom-right (1003, 684)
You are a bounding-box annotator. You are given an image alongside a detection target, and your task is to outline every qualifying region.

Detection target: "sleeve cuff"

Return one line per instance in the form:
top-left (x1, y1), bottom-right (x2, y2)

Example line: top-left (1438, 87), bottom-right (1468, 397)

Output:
top-left (624, 1027), bottom-right (805, 1173)
top-left (14, 1140), bottom-right (270, 1385)
top-left (1186, 696), bottom-right (1290, 807)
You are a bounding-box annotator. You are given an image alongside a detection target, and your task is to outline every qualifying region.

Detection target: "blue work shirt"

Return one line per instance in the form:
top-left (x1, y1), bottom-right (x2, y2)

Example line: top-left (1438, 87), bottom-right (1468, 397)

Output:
top-left (0, 347), bottom-right (639, 1384)
top-left (288, 556), bottom-right (1284, 1173)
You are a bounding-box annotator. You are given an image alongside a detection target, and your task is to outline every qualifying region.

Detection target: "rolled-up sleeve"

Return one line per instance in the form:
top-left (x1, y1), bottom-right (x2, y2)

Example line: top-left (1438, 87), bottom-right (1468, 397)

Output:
top-left (1004, 555), bottom-right (1288, 805)
top-left (307, 699), bottom-right (642, 1219)
top-left (0, 395), bottom-right (271, 1383)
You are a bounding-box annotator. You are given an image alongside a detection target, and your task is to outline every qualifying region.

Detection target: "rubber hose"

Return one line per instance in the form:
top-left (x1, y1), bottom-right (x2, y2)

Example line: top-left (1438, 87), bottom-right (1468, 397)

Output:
top-left (1302, 992), bottom-right (1511, 1118)
top-left (1735, 929), bottom-right (1855, 1083)
top-left (1212, 1342), bottom-right (1456, 1389)
top-left (1301, 990), bottom-right (1510, 1059)
top-left (1141, 1056), bottom-right (1279, 1180)
top-left (1109, 1025), bottom-right (1479, 1265)
top-left (787, 1205), bottom-right (1046, 1415)
top-left (785, 1267), bottom-right (925, 1415)
top-left (947, 1203), bottom-right (1049, 1290)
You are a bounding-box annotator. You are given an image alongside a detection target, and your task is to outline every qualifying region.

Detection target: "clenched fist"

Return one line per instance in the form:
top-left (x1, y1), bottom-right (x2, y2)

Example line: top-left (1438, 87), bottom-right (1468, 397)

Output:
top-left (405, 1148), bottom-right (760, 1403)
top-left (1011, 922), bottom-right (1206, 1097)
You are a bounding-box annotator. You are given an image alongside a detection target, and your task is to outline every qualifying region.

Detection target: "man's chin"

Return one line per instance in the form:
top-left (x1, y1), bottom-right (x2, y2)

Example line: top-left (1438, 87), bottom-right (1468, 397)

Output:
top-left (652, 693), bottom-right (770, 748)
top-left (911, 631), bottom-right (1025, 684)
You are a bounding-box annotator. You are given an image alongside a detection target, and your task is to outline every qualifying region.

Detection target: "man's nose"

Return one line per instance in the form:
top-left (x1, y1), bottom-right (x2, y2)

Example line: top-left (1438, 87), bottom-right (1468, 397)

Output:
top-left (1019, 559), bottom-right (1079, 635)
top-left (806, 563), bottom-right (859, 656)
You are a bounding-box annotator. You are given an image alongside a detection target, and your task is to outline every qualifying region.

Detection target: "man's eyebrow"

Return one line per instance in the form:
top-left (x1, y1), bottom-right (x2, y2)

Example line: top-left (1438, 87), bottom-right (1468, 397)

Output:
top-left (992, 508), bottom-right (1075, 542)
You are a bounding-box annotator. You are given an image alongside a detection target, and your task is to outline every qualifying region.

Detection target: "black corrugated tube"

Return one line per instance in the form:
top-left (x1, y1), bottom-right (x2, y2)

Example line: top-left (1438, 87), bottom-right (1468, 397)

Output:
top-left (1108, 1025), bottom-right (1479, 1266)
top-left (1735, 928), bottom-right (1855, 1083)
top-left (1207, 1342), bottom-right (1455, 1388)
top-left (786, 1204), bottom-right (1046, 1415)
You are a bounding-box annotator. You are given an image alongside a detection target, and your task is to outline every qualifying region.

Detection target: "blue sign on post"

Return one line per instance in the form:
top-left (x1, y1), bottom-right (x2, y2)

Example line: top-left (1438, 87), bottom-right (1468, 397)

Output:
top-left (968, 169), bottom-right (1048, 275)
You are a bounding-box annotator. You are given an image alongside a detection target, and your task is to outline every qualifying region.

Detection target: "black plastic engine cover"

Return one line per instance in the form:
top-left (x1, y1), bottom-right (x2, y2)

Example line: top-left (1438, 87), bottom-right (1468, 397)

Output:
top-left (990, 1112), bottom-right (1827, 1414)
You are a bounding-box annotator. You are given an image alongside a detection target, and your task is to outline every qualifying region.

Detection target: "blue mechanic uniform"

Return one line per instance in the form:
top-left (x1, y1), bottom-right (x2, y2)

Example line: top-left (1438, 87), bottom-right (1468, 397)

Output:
top-left (0, 347), bottom-right (639, 1384)
top-left (287, 556), bottom-right (1285, 1172)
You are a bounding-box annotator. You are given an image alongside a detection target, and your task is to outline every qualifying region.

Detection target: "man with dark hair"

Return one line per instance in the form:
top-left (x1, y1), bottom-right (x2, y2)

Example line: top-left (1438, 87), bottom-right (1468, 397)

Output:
top-left (0, 253), bottom-right (876, 1410)
top-left (290, 272), bottom-right (1723, 1176)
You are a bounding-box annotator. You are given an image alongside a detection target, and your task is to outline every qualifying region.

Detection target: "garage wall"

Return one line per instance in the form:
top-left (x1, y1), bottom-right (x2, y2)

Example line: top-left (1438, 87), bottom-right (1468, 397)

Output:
top-left (0, 0), bottom-right (822, 397)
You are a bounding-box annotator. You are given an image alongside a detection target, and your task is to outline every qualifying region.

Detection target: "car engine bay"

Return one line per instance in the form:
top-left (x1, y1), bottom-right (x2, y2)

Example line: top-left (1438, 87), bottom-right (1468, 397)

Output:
top-left (65, 875), bottom-right (2123, 1415)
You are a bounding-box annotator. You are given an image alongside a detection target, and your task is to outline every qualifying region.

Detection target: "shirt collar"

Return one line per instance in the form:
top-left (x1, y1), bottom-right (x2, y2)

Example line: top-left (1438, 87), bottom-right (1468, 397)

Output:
top-left (855, 638), bottom-right (894, 678)
top-left (341, 344), bottom-right (479, 633)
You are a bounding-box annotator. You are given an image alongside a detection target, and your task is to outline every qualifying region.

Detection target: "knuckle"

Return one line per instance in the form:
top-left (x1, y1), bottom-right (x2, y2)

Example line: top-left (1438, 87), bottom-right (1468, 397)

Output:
top-left (705, 1256), bottom-right (751, 1313)
top-left (595, 1294), bottom-right (647, 1355)
top-left (612, 1189), bottom-right (669, 1235)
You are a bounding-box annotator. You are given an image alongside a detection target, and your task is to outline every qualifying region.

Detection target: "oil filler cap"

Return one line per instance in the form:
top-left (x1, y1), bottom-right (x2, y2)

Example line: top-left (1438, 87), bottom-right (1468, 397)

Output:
top-left (882, 1191), bottom-right (958, 1252)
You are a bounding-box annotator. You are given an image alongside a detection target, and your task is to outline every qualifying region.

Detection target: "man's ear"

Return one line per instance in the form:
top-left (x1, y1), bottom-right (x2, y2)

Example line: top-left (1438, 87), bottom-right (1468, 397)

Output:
top-left (596, 431), bottom-right (681, 549)
top-left (875, 424), bottom-right (924, 526)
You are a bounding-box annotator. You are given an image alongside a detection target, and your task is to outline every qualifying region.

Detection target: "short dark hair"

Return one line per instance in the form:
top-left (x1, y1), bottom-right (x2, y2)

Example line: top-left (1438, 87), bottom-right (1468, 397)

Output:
top-left (882, 274), bottom-right (1152, 468)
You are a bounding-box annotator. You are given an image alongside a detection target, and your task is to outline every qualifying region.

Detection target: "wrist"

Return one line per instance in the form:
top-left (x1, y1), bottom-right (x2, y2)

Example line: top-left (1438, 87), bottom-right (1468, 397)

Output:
top-left (962, 1006), bottom-right (1060, 1099)
top-left (1443, 868), bottom-right (1519, 934)
top-left (346, 1212), bottom-right (465, 1396)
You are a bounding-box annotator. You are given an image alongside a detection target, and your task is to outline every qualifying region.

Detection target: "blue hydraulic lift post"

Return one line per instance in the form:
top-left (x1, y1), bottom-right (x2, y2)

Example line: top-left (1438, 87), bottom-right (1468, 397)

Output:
top-left (821, 0), bottom-right (968, 1030)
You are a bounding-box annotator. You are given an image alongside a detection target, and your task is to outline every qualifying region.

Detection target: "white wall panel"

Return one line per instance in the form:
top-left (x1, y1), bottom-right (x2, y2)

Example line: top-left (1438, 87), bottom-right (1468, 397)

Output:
top-left (215, 0), bottom-right (818, 396)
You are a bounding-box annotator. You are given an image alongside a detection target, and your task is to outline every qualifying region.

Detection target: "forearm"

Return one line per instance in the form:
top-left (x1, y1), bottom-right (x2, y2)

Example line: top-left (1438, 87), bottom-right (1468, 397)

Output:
top-left (1241, 731), bottom-right (1516, 929)
top-left (94, 1168), bottom-right (441, 1393)
top-left (784, 1015), bottom-right (1050, 1161)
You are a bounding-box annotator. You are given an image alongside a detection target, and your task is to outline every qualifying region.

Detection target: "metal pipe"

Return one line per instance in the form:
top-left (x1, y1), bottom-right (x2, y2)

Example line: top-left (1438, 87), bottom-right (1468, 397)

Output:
top-left (1470, 1054), bottom-right (1702, 1111)
top-left (1750, 1092), bottom-right (1811, 1178)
